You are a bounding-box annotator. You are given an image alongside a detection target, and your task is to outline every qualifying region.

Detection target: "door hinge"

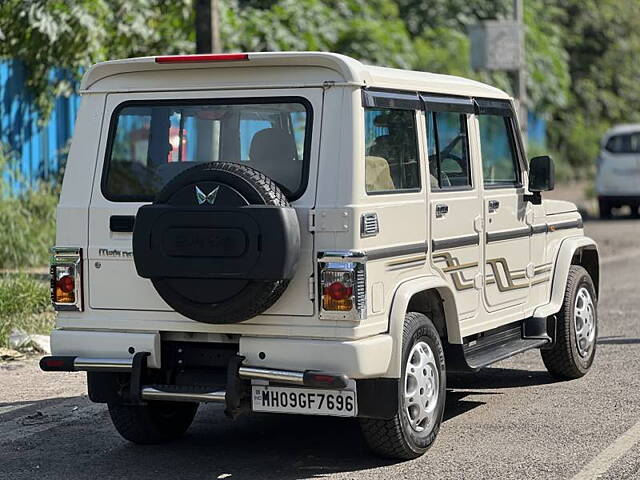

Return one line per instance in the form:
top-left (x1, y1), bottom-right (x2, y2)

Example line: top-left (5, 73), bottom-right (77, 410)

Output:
top-left (308, 210), bottom-right (316, 232)
top-left (306, 209), bottom-right (351, 233)
top-left (308, 276), bottom-right (316, 301)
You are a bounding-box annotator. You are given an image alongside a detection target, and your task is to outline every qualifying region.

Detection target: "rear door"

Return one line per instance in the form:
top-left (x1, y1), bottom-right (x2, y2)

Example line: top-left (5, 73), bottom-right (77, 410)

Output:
top-left (477, 99), bottom-right (531, 312)
top-left (87, 88), bottom-right (323, 316)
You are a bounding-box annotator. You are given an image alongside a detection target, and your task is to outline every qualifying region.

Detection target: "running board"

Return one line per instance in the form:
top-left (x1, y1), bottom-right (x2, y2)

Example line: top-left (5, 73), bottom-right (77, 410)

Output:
top-left (462, 320), bottom-right (550, 369)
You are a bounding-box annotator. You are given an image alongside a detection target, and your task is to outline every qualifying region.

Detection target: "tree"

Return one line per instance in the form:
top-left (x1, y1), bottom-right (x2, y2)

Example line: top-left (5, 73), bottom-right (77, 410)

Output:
top-left (548, 0), bottom-right (640, 168)
top-left (0, 0), bottom-right (193, 119)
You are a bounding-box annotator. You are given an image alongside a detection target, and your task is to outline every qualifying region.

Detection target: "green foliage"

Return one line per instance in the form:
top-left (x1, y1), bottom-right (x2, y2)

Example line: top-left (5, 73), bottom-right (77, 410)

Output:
top-left (223, 0), bottom-right (417, 69)
top-left (0, 146), bottom-right (58, 269)
top-left (0, 0), bottom-right (193, 119)
top-left (545, 0), bottom-right (640, 168)
top-left (0, 274), bottom-right (54, 347)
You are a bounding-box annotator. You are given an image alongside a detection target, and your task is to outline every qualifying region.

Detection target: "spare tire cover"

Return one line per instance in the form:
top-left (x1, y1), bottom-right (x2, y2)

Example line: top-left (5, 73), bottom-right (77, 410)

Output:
top-left (132, 162), bottom-right (300, 324)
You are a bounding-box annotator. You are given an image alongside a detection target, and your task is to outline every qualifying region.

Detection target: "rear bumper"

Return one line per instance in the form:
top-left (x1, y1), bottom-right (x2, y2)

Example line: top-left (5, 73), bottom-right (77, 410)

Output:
top-left (44, 329), bottom-right (398, 419)
top-left (49, 329), bottom-right (394, 378)
top-left (598, 195), bottom-right (640, 203)
top-left (40, 352), bottom-right (398, 419)
top-left (40, 355), bottom-right (349, 390)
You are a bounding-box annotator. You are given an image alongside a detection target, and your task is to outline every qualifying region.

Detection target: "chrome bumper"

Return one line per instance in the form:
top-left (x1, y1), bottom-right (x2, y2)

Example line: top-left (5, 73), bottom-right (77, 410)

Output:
top-left (40, 355), bottom-right (349, 390)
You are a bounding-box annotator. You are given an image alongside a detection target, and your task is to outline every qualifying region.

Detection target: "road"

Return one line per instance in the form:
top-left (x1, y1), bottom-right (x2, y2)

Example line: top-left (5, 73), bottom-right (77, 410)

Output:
top-left (1, 218), bottom-right (640, 480)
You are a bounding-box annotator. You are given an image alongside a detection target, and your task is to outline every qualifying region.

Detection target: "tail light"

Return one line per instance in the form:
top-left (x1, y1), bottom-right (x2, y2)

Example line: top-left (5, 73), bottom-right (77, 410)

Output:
top-left (318, 251), bottom-right (366, 320)
top-left (50, 247), bottom-right (83, 311)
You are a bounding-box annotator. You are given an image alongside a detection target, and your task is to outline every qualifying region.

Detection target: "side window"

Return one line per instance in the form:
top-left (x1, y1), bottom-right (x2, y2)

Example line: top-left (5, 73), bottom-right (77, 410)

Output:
top-left (427, 111), bottom-right (472, 189)
top-left (364, 108), bottom-right (420, 193)
top-left (478, 115), bottom-right (520, 186)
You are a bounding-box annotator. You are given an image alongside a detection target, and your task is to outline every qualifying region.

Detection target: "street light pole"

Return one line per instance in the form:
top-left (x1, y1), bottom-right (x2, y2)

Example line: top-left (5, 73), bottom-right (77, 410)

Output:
top-left (514, 0), bottom-right (527, 146)
top-left (211, 0), bottom-right (221, 54)
top-left (195, 0), bottom-right (221, 54)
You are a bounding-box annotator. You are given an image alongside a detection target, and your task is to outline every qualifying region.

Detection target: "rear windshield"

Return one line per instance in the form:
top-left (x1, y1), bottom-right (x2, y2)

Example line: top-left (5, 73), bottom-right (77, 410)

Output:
top-left (103, 98), bottom-right (311, 201)
top-left (605, 133), bottom-right (640, 154)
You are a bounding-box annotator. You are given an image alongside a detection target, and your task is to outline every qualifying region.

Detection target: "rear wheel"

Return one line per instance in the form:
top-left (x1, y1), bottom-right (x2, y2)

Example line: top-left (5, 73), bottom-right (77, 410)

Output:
top-left (598, 198), bottom-right (612, 218)
top-left (108, 401), bottom-right (198, 444)
top-left (360, 312), bottom-right (446, 459)
top-left (541, 265), bottom-right (597, 379)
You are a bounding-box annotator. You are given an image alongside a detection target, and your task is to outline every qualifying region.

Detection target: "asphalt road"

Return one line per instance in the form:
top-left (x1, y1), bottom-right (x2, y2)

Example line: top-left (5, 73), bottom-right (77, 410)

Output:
top-left (2, 218), bottom-right (640, 480)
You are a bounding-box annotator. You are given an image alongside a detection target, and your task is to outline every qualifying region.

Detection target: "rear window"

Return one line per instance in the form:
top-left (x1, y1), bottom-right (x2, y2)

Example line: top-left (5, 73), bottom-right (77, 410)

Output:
top-left (103, 98), bottom-right (311, 201)
top-left (364, 108), bottom-right (420, 194)
top-left (605, 133), bottom-right (640, 153)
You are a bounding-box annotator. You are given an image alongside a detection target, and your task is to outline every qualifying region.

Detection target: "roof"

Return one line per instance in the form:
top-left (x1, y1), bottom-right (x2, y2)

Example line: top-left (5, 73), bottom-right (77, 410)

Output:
top-left (601, 124), bottom-right (640, 146)
top-left (81, 51), bottom-right (511, 100)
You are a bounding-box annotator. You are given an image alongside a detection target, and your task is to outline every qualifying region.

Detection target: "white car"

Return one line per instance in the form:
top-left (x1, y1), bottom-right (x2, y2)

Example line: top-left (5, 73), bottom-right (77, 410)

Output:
top-left (40, 52), bottom-right (599, 459)
top-left (597, 124), bottom-right (640, 217)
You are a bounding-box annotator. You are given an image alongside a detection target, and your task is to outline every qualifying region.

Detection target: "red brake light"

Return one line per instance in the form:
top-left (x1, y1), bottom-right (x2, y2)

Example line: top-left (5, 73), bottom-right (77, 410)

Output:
top-left (43, 359), bottom-right (65, 368)
top-left (155, 53), bottom-right (249, 64)
top-left (57, 275), bottom-right (75, 293)
top-left (324, 282), bottom-right (352, 301)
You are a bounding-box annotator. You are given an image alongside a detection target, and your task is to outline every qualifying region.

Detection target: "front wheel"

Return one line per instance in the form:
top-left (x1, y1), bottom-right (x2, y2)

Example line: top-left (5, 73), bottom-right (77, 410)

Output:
top-left (360, 312), bottom-right (446, 460)
top-left (108, 400), bottom-right (199, 444)
top-left (541, 265), bottom-right (597, 379)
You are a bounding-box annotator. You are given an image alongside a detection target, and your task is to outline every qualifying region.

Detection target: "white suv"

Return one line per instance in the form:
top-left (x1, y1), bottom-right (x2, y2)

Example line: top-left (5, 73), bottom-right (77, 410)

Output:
top-left (596, 124), bottom-right (640, 217)
top-left (41, 52), bottom-right (599, 459)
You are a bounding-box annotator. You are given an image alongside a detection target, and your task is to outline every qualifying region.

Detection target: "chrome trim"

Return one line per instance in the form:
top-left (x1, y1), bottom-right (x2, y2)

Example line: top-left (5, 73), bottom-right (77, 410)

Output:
top-left (361, 212), bottom-right (379, 238)
top-left (50, 247), bottom-right (83, 312)
top-left (73, 357), bottom-right (133, 372)
top-left (318, 250), bottom-right (367, 264)
top-left (548, 219), bottom-right (583, 231)
top-left (531, 224), bottom-right (548, 235)
top-left (238, 366), bottom-right (305, 385)
top-left (486, 226), bottom-right (531, 243)
top-left (432, 234), bottom-right (479, 251)
top-left (318, 251), bottom-right (367, 321)
top-left (367, 242), bottom-right (428, 261)
top-left (141, 387), bottom-right (225, 403)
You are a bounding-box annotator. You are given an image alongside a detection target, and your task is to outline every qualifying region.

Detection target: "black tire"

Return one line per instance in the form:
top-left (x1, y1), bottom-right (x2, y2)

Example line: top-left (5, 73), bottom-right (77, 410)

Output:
top-left (541, 265), bottom-right (597, 379)
top-left (598, 198), bottom-right (612, 219)
top-left (134, 162), bottom-right (297, 324)
top-left (360, 312), bottom-right (446, 460)
top-left (108, 401), bottom-right (199, 444)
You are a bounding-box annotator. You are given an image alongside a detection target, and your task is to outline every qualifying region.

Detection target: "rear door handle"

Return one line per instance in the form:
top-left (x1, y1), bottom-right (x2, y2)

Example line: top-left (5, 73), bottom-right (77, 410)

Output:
top-left (488, 200), bottom-right (500, 213)
top-left (435, 204), bottom-right (449, 218)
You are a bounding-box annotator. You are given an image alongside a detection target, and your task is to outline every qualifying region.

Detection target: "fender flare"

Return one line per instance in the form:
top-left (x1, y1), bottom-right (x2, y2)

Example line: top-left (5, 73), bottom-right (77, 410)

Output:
top-left (533, 235), bottom-right (599, 319)
top-left (385, 276), bottom-right (461, 378)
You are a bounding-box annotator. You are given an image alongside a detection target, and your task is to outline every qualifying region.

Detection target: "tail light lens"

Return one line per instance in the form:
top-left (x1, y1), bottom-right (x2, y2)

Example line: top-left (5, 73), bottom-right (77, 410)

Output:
top-left (51, 248), bottom-right (83, 311)
top-left (318, 251), bottom-right (366, 320)
top-left (322, 271), bottom-right (354, 311)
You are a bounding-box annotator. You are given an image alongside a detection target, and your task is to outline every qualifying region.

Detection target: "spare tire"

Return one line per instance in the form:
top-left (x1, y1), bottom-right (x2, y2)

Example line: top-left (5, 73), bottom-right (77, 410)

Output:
top-left (132, 162), bottom-right (300, 324)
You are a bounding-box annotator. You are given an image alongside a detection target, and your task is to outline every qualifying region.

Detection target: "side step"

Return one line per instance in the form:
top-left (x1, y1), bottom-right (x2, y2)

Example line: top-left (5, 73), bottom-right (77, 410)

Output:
top-left (462, 319), bottom-right (550, 370)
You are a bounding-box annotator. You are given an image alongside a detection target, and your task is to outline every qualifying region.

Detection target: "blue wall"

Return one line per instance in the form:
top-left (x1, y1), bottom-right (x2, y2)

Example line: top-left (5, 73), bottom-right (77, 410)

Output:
top-left (0, 60), bottom-right (79, 189)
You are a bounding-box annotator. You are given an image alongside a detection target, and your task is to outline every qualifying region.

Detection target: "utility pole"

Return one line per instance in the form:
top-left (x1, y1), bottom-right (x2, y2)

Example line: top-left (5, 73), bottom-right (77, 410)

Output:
top-left (513, 0), bottom-right (527, 146)
top-left (195, 0), bottom-right (221, 54)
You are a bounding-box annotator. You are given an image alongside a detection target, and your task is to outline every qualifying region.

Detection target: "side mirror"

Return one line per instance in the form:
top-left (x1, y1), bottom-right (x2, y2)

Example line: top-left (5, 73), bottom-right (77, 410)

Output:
top-left (529, 155), bottom-right (555, 192)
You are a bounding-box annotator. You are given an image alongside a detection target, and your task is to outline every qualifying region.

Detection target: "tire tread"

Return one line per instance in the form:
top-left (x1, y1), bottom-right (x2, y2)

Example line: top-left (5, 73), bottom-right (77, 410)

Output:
top-left (360, 312), bottom-right (444, 460)
top-left (541, 265), bottom-right (596, 379)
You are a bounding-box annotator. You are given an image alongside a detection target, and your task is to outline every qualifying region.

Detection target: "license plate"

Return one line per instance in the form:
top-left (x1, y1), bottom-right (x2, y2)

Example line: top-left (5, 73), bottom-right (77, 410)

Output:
top-left (252, 385), bottom-right (357, 417)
